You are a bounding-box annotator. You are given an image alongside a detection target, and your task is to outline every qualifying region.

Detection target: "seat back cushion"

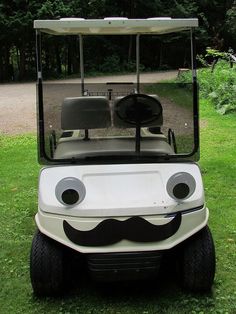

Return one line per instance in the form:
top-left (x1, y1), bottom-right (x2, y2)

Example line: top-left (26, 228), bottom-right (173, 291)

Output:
top-left (61, 96), bottom-right (111, 130)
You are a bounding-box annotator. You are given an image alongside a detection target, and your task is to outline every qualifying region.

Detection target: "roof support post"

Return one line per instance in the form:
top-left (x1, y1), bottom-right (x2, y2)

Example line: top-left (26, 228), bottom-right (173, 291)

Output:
top-left (36, 30), bottom-right (46, 160)
top-left (190, 28), bottom-right (199, 155)
top-left (36, 30), bottom-right (42, 82)
top-left (79, 34), bottom-right (85, 95)
top-left (190, 28), bottom-right (197, 82)
top-left (136, 34), bottom-right (140, 93)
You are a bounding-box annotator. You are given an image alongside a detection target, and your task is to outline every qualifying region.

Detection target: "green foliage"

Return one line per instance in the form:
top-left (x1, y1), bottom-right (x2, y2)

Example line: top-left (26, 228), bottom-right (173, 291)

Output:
top-left (0, 0), bottom-right (236, 81)
top-left (124, 60), bottom-right (145, 72)
top-left (98, 55), bottom-right (146, 73)
top-left (37, 0), bottom-right (73, 18)
top-left (124, 60), bottom-right (137, 72)
top-left (178, 60), bottom-right (236, 114)
top-left (196, 54), bottom-right (209, 67)
top-left (226, 1), bottom-right (236, 42)
top-left (99, 54), bottom-right (121, 73)
top-left (205, 48), bottom-right (229, 59)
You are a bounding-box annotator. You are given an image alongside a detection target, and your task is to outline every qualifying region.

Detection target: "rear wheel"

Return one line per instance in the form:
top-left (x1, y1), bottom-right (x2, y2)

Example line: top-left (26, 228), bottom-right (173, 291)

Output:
top-left (179, 225), bottom-right (215, 292)
top-left (30, 229), bottom-right (65, 296)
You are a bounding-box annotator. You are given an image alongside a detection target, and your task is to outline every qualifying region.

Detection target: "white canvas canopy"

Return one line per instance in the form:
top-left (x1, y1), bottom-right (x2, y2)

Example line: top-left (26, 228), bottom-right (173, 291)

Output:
top-left (34, 17), bottom-right (198, 35)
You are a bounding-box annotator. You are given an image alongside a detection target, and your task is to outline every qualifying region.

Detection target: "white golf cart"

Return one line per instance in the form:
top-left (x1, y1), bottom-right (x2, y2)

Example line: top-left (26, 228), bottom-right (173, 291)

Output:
top-left (31, 17), bottom-right (215, 296)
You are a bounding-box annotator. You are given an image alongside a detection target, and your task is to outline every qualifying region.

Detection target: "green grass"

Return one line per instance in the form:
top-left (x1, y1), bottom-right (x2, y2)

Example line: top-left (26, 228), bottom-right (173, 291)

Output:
top-left (145, 83), bottom-right (193, 108)
top-left (178, 61), bottom-right (236, 114)
top-left (1, 101), bottom-right (236, 313)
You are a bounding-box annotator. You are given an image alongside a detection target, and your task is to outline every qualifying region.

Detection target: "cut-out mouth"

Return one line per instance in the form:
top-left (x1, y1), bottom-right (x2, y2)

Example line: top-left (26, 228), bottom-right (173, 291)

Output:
top-left (63, 213), bottom-right (182, 247)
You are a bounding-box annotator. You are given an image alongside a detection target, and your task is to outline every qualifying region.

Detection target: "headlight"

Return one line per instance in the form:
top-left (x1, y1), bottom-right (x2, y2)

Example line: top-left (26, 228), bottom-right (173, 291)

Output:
top-left (167, 172), bottom-right (196, 201)
top-left (55, 177), bottom-right (86, 206)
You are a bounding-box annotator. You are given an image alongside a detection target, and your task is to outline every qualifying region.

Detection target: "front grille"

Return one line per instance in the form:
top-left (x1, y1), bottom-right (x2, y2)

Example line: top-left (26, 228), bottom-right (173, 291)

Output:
top-left (87, 251), bottom-right (162, 282)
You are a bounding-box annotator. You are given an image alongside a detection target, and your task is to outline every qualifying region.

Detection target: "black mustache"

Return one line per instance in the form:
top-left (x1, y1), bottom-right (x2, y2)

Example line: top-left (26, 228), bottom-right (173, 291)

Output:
top-left (63, 213), bottom-right (181, 247)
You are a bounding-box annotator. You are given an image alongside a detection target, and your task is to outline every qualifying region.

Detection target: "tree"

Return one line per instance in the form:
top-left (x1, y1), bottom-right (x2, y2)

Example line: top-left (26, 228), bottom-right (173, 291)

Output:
top-left (0, 0), bottom-right (236, 81)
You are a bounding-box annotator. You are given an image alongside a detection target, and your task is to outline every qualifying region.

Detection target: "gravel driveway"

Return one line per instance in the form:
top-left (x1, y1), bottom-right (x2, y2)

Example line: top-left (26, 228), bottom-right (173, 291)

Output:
top-left (0, 71), bottom-right (177, 135)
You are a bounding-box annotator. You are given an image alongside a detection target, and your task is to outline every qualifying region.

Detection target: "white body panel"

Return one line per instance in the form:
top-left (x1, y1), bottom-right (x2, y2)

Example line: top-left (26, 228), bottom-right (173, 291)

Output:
top-left (34, 18), bottom-right (198, 35)
top-left (36, 162), bottom-right (208, 253)
top-left (39, 163), bottom-right (204, 217)
top-left (36, 207), bottom-right (208, 253)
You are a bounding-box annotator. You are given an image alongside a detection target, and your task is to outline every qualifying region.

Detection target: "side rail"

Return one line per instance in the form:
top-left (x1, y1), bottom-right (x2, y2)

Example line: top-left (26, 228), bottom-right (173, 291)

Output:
top-left (49, 130), bottom-right (57, 158)
top-left (168, 128), bottom-right (177, 154)
top-left (83, 82), bottom-right (136, 100)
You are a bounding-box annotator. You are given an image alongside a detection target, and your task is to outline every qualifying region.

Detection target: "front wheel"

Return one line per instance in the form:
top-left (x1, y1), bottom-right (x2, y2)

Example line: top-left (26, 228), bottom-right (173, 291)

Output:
top-left (179, 225), bottom-right (216, 292)
top-left (30, 230), bottom-right (65, 296)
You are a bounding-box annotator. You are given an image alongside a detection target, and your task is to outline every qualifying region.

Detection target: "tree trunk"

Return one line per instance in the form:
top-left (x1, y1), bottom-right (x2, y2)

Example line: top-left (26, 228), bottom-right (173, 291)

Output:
top-left (0, 51), bottom-right (3, 81)
top-left (44, 45), bottom-right (50, 77)
top-left (127, 0), bottom-right (135, 62)
top-left (19, 47), bottom-right (26, 80)
top-left (159, 42), bottom-right (163, 68)
top-left (128, 35), bottom-right (133, 61)
top-left (3, 45), bottom-right (11, 81)
top-left (67, 38), bottom-right (72, 75)
top-left (71, 36), bottom-right (79, 74)
top-left (55, 42), bottom-right (62, 75)
top-left (16, 48), bottom-right (20, 78)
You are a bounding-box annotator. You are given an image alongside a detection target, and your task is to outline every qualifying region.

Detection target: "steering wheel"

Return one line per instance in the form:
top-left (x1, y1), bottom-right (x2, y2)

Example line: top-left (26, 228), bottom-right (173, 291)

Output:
top-left (115, 94), bottom-right (162, 126)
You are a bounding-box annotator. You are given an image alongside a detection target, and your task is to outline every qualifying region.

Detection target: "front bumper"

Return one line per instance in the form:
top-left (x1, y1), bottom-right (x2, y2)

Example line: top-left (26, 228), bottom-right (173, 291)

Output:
top-left (35, 206), bottom-right (208, 253)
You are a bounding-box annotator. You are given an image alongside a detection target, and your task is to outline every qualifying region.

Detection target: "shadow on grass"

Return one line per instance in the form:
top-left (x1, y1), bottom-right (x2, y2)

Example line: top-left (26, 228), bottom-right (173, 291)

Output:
top-left (30, 247), bottom-right (215, 314)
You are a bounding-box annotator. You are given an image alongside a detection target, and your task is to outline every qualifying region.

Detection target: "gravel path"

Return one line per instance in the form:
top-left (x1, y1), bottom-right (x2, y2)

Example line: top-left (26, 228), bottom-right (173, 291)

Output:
top-left (0, 71), bottom-right (177, 135)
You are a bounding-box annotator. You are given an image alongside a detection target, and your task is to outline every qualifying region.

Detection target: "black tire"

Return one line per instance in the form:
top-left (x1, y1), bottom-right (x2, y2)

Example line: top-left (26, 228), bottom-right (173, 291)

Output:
top-left (30, 229), bottom-right (65, 296)
top-left (179, 225), bottom-right (215, 292)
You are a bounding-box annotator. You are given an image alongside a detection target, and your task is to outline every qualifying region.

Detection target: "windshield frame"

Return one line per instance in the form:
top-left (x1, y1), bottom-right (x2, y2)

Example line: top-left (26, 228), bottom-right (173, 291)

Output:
top-left (35, 27), bottom-right (199, 165)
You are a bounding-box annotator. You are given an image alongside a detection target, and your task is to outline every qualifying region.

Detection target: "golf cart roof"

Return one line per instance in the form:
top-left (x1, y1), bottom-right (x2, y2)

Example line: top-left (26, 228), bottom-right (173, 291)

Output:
top-left (34, 17), bottom-right (198, 35)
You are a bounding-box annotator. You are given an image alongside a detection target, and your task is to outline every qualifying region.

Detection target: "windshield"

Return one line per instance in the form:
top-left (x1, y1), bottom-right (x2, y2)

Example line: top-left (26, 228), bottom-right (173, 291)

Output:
top-left (40, 81), bottom-right (198, 163)
top-left (37, 31), bottom-right (199, 164)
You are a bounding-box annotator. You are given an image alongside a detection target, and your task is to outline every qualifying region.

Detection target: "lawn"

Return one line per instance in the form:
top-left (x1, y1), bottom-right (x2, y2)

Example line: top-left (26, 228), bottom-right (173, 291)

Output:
top-left (0, 99), bottom-right (236, 314)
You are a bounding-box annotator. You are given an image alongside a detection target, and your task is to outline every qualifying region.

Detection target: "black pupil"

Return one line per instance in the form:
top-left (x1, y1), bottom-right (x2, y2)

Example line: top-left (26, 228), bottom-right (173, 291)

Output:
top-left (62, 189), bottom-right (79, 205)
top-left (173, 183), bottom-right (190, 199)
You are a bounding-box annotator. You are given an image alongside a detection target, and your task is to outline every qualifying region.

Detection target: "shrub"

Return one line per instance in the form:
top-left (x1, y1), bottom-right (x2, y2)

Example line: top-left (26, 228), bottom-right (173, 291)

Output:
top-left (99, 55), bottom-right (121, 73)
top-left (124, 60), bottom-right (145, 72)
top-left (178, 60), bottom-right (236, 114)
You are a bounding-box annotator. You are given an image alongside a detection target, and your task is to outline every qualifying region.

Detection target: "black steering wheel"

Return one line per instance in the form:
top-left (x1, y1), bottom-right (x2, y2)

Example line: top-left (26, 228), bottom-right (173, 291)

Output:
top-left (115, 94), bottom-right (162, 126)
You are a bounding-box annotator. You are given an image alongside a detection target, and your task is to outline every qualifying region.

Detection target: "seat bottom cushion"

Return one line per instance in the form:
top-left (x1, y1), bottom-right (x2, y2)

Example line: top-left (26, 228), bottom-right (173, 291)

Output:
top-left (54, 137), bottom-right (173, 159)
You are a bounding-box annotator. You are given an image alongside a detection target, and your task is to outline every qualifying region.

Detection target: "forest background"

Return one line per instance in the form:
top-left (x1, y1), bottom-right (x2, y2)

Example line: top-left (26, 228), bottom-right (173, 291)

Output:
top-left (1, 0), bottom-right (236, 82)
top-left (0, 0), bottom-right (236, 82)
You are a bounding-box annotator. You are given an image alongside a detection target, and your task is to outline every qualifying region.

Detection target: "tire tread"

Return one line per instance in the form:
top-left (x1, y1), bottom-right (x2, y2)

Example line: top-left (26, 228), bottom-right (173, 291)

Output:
top-left (181, 225), bottom-right (215, 292)
top-left (30, 230), bottom-right (64, 296)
